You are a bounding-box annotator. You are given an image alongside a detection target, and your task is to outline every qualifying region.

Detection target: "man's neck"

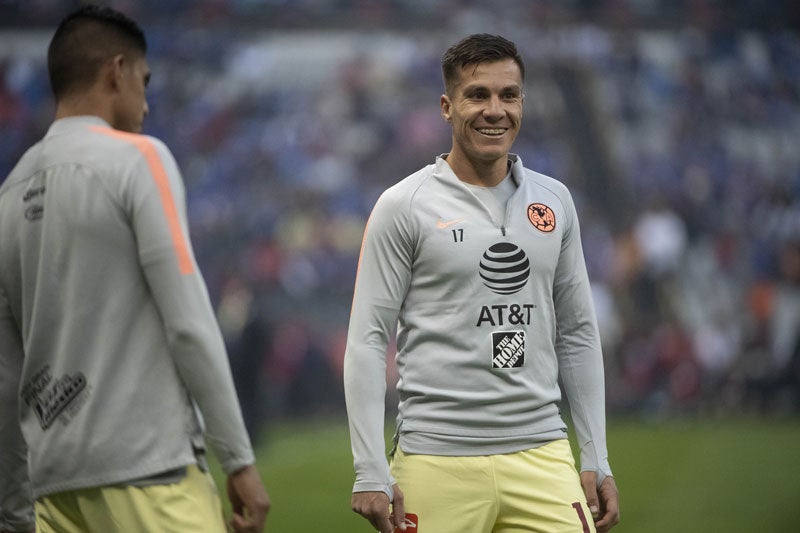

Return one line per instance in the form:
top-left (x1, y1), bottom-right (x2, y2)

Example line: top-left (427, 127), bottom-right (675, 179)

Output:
top-left (54, 91), bottom-right (112, 125)
top-left (444, 151), bottom-right (509, 187)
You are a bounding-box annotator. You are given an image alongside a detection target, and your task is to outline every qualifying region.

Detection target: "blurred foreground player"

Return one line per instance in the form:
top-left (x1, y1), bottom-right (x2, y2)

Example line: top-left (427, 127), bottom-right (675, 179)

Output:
top-left (344, 34), bottom-right (619, 532)
top-left (0, 6), bottom-right (269, 532)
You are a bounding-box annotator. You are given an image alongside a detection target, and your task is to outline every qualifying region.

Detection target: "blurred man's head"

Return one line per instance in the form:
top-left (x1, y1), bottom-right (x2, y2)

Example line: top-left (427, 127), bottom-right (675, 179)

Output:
top-left (48, 5), bottom-right (150, 132)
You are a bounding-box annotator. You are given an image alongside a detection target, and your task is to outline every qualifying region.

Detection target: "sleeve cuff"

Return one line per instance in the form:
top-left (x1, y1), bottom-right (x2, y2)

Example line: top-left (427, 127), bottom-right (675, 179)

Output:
top-left (352, 480), bottom-right (395, 502)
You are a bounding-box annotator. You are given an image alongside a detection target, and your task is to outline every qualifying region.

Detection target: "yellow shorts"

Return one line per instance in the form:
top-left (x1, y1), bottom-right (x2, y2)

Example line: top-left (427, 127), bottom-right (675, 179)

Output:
top-left (35, 465), bottom-right (226, 533)
top-left (390, 439), bottom-right (596, 533)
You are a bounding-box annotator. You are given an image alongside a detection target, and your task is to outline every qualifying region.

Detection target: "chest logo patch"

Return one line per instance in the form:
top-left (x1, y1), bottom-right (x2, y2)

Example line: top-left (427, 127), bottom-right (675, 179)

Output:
top-left (492, 331), bottom-right (526, 368)
top-left (479, 242), bottom-right (530, 295)
top-left (527, 203), bottom-right (556, 233)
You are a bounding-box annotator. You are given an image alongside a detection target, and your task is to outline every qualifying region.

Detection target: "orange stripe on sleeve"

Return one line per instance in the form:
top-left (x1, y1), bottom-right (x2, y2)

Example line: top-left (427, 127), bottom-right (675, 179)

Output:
top-left (90, 125), bottom-right (194, 275)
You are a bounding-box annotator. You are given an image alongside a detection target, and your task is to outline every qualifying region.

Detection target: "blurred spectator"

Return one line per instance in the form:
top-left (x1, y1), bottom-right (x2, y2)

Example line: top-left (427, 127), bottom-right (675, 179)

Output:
top-left (218, 276), bottom-right (272, 444)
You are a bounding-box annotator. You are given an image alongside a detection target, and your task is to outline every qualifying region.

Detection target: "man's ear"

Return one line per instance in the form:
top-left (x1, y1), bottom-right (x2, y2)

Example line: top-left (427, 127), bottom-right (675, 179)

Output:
top-left (440, 94), bottom-right (452, 123)
top-left (107, 54), bottom-right (126, 91)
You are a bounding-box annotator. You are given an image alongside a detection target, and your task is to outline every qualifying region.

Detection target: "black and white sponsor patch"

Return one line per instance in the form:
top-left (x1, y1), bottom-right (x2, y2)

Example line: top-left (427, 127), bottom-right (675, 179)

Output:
top-left (21, 365), bottom-right (88, 430)
top-left (492, 330), bottom-right (525, 368)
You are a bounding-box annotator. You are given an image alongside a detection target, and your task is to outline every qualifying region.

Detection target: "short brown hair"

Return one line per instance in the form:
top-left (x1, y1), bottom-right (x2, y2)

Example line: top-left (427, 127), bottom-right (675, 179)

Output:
top-left (441, 34), bottom-right (525, 95)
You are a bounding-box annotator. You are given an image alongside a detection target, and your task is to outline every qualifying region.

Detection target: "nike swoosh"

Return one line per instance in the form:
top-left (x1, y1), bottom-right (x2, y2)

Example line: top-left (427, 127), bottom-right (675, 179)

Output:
top-left (437, 217), bottom-right (466, 229)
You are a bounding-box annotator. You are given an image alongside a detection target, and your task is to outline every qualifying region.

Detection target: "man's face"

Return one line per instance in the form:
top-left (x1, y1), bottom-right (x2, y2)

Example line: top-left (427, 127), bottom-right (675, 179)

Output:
top-left (441, 58), bottom-right (523, 166)
top-left (112, 54), bottom-right (150, 133)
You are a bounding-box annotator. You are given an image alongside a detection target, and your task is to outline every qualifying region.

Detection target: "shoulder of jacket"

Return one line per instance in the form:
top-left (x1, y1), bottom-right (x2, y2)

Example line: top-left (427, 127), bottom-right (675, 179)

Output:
top-left (520, 167), bottom-right (570, 194)
top-left (378, 163), bottom-right (437, 209)
top-left (93, 128), bottom-right (170, 154)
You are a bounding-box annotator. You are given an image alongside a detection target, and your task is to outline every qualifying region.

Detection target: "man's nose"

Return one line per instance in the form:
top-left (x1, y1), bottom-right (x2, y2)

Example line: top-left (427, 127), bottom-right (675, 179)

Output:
top-left (483, 95), bottom-right (504, 118)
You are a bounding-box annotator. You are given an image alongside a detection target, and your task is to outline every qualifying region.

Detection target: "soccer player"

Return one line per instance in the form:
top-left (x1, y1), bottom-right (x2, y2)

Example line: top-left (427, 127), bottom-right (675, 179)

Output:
top-left (344, 34), bottom-right (620, 532)
top-left (0, 6), bottom-right (269, 532)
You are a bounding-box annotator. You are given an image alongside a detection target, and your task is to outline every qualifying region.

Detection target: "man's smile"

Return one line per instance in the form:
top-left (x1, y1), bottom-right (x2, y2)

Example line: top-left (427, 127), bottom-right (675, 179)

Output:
top-left (476, 127), bottom-right (508, 136)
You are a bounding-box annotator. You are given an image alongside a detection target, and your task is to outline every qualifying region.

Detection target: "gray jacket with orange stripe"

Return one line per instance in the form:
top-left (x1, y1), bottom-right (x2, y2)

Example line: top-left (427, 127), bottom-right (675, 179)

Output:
top-left (344, 155), bottom-right (611, 499)
top-left (0, 117), bottom-right (253, 514)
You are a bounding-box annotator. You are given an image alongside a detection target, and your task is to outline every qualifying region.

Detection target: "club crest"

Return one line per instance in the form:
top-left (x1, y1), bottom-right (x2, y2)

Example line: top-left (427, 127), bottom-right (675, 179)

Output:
top-left (527, 203), bottom-right (556, 233)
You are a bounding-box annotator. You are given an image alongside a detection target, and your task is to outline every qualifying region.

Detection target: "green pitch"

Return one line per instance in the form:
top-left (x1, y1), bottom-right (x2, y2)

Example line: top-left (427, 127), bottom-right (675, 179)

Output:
top-left (210, 416), bottom-right (800, 532)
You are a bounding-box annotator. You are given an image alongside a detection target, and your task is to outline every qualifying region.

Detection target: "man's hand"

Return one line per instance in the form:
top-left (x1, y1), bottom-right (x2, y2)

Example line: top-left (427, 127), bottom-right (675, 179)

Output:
top-left (226, 464), bottom-right (271, 532)
top-left (351, 484), bottom-right (406, 533)
top-left (580, 471), bottom-right (620, 532)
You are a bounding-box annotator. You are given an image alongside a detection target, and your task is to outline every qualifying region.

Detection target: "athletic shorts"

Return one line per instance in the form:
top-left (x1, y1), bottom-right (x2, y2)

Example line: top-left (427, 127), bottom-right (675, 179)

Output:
top-left (34, 464), bottom-right (226, 533)
top-left (390, 439), bottom-right (596, 533)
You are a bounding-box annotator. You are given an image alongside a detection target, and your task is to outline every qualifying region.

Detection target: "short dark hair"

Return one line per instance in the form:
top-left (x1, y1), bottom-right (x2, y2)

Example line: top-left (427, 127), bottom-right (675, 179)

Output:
top-left (47, 4), bottom-right (147, 100)
top-left (441, 34), bottom-right (525, 95)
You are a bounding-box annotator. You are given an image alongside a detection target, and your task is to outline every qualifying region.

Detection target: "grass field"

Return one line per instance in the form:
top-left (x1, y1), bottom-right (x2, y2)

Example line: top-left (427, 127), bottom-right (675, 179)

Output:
top-left (210, 416), bottom-right (800, 532)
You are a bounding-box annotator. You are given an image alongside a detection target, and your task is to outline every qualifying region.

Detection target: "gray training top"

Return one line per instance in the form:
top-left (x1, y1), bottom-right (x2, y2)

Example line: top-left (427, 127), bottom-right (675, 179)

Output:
top-left (344, 155), bottom-right (612, 499)
top-left (0, 117), bottom-right (254, 524)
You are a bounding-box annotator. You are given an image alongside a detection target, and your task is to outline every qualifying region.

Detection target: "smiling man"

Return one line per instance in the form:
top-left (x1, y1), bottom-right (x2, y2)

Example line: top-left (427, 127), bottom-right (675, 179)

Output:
top-left (344, 34), bottom-right (619, 533)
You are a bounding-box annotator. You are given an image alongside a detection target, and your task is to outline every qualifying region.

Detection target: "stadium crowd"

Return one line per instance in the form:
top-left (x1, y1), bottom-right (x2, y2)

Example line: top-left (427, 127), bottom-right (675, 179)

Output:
top-left (2, 0), bottom-right (799, 441)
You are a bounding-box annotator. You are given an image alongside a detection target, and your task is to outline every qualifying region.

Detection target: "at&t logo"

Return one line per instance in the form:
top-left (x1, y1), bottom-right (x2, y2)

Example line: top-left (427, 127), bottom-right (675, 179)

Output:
top-left (479, 242), bottom-right (530, 295)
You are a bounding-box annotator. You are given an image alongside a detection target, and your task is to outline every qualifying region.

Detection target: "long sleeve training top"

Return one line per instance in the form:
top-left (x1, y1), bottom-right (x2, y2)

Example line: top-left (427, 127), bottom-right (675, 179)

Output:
top-left (344, 155), bottom-right (611, 499)
top-left (0, 117), bottom-right (254, 520)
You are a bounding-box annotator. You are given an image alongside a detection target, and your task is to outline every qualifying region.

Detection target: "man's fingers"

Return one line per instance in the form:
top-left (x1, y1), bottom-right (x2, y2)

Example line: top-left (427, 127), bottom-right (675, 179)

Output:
top-left (226, 466), bottom-right (270, 533)
top-left (378, 514), bottom-right (395, 533)
top-left (579, 471), bottom-right (600, 519)
top-left (364, 512), bottom-right (389, 532)
top-left (362, 512), bottom-right (392, 533)
top-left (349, 487), bottom-right (408, 533)
top-left (391, 484), bottom-right (406, 531)
top-left (352, 491), bottom-right (395, 532)
top-left (595, 512), bottom-right (621, 533)
top-left (230, 513), bottom-right (256, 533)
top-left (595, 476), bottom-right (620, 531)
